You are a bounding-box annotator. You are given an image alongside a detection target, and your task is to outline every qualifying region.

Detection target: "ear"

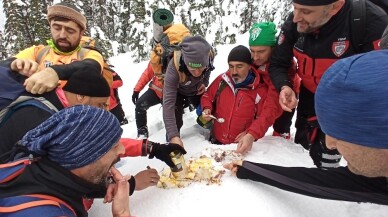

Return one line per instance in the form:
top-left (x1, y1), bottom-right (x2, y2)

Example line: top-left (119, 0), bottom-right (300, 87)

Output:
top-left (76, 94), bottom-right (85, 102)
top-left (329, 0), bottom-right (345, 16)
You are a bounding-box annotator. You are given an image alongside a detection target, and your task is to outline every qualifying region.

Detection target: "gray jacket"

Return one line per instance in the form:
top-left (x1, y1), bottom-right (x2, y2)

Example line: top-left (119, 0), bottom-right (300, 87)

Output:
top-left (162, 59), bottom-right (210, 139)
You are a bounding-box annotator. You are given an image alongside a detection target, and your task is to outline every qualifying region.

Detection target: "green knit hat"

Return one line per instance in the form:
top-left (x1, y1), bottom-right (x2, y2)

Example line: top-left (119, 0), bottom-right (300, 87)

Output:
top-left (249, 22), bottom-right (277, 47)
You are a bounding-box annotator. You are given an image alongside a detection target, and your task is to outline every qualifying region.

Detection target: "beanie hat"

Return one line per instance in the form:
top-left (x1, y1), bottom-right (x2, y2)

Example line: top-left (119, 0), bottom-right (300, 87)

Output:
top-left (380, 25), bottom-right (388, 50)
top-left (249, 22), bottom-right (277, 47)
top-left (228, 45), bottom-right (252, 64)
top-left (47, 3), bottom-right (87, 30)
top-left (180, 35), bottom-right (211, 68)
top-left (293, 0), bottom-right (337, 6)
top-left (63, 70), bottom-right (110, 97)
top-left (21, 105), bottom-right (123, 169)
top-left (315, 50), bottom-right (388, 149)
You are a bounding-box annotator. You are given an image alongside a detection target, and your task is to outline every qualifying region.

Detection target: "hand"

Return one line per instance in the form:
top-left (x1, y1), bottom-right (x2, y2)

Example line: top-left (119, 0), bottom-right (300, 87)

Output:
top-left (134, 168), bottom-right (160, 190)
top-left (223, 160), bottom-right (243, 176)
top-left (169, 136), bottom-right (183, 147)
top-left (110, 167), bottom-right (131, 217)
top-left (149, 142), bottom-right (187, 167)
top-left (201, 108), bottom-right (212, 122)
top-left (279, 86), bottom-right (297, 112)
top-left (236, 133), bottom-right (255, 154)
top-left (24, 67), bottom-right (59, 94)
top-left (10, 59), bottom-right (39, 77)
top-left (234, 132), bottom-right (247, 143)
top-left (197, 84), bottom-right (206, 95)
top-left (132, 91), bottom-right (140, 104)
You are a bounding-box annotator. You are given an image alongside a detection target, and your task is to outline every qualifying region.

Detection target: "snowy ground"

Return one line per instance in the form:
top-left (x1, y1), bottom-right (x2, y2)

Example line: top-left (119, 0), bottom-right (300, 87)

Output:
top-left (88, 43), bottom-right (388, 217)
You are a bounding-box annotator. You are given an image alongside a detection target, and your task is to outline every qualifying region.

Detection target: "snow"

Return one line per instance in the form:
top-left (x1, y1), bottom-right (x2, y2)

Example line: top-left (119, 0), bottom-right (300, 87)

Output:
top-left (88, 42), bottom-right (388, 217)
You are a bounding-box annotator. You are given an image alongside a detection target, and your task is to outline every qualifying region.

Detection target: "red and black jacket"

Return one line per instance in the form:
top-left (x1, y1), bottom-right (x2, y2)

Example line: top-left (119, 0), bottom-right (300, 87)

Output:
top-left (269, 0), bottom-right (388, 94)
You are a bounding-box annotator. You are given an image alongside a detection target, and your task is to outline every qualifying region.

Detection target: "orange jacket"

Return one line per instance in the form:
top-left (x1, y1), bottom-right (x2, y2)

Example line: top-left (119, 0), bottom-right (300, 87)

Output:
top-left (134, 62), bottom-right (163, 99)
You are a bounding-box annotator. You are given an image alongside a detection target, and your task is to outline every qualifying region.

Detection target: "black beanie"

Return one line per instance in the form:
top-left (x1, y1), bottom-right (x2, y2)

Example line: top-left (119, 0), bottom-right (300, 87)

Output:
top-left (228, 45), bottom-right (252, 64)
top-left (293, 0), bottom-right (337, 6)
top-left (63, 70), bottom-right (110, 97)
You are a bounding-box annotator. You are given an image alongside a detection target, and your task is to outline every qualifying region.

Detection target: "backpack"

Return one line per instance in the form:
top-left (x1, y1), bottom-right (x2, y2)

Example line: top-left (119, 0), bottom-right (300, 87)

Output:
top-left (150, 24), bottom-right (192, 84)
top-left (351, 0), bottom-right (388, 52)
top-left (0, 66), bottom-right (58, 127)
top-left (36, 36), bottom-right (114, 87)
top-left (0, 158), bottom-right (77, 217)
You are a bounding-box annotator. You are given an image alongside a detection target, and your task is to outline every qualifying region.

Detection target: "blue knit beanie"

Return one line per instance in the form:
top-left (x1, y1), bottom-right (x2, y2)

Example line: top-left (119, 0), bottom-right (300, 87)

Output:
top-left (21, 105), bottom-right (123, 169)
top-left (315, 50), bottom-right (388, 149)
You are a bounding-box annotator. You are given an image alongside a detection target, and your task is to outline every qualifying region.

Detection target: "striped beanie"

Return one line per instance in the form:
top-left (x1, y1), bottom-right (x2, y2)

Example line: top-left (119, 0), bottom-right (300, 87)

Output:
top-left (21, 105), bottom-right (122, 169)
top-left (315, 50), bottom-right (388, 149)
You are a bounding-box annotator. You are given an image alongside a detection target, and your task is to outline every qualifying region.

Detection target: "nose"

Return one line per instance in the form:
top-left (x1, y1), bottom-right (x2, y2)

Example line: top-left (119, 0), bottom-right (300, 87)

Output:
top-left (293, 10), bottom-right (302, 23)
top-left (59, 28), bottom-right (67, 38)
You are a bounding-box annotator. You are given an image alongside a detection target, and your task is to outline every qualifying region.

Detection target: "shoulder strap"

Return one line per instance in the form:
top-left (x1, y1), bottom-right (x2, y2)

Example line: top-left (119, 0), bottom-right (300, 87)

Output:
top-left (0, 96), bottom-right (58, 128)
top-left (350, 0), bottom-right (366, 53)
top-left (0, 158), bottom-right (30, 184)
top-left (35, 46), bottom-right (51, 65)
top-left (173, 50), bottom-right (187, 84)
top-left (212, 79), bottom-right (228, 110)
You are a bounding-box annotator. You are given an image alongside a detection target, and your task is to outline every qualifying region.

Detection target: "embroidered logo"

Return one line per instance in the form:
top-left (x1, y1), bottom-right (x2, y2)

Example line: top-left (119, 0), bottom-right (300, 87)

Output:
top-left (43, 60), bottom-right (53, 68)
top-left (250, 27), bottom-right (262, 42)
top-left (332, 41), bottom-right (349, 57)
top-left (188, 62), bottom-right (202, 68)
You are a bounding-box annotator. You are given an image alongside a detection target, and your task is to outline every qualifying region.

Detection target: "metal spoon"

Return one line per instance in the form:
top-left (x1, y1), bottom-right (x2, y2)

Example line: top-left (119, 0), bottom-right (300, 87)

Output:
top-left (209, 114), bottom-right (225, 123)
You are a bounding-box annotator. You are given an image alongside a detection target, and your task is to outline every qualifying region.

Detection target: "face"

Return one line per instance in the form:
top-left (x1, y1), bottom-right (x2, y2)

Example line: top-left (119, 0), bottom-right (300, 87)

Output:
top-left (250, 46), bottom-right (272, 67)
top-left (50, 19), bottom-right (84, 52)
top-left (292, 3), bottom-right (337, 33)
top-left (66, 92), bottom-right (109, 110)
top-left (228, 61), bottom-right (251, 84)
top-left (71, 142), bottom-right (125, 185)
top-left (326, 135), bottom-right (388, 177)
top-left (187, 66), bottom-right (206, 77)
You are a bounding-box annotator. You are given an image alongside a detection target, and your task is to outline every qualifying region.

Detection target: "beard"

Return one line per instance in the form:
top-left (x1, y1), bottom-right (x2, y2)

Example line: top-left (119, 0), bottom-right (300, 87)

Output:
top-left (53, 38), bottom-right (79, 52)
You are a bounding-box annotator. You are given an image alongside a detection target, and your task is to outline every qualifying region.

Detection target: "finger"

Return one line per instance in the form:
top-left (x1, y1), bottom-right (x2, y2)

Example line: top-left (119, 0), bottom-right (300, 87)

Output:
top-left (223, 163), bottom-right (233, 170)
top-left (104, 184), bottom-right (115, 203)
top-left (16, 60), bottom-right (24, 71)
top-left (24, 79), bottom-right (35, 93)
top-left (280, 103), bottom-right (292, 112)
top-left (37, 86), bottom-right (47, 95)
top-left (111, 167), bottom-right (125, 182)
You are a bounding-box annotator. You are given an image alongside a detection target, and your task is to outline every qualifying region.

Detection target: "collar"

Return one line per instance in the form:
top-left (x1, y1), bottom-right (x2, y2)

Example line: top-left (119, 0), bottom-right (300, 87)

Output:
top-left (47, 39), bottom-right (81, 56)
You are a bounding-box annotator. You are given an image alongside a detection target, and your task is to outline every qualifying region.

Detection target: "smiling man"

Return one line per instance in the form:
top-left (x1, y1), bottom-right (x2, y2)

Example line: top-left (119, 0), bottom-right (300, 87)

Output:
top-left (268, 0), bottom-right (388, 169)
top-left (1, 2), bottom-right (104, 94)
top-left (224, 50), bottom-right (388, 206)
top-left (0, 105), bottom-right (132, 216)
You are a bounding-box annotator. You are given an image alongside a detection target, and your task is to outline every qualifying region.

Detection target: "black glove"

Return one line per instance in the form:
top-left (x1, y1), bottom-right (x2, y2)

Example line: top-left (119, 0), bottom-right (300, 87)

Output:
top-left (148, 141), bottom-right (187, 168)
top-left (309, 130), bottom-right (342, 169)
top-left (132, 91), bottom-right (139, 104)
top-left (294, 116), bottom-right (320, 150)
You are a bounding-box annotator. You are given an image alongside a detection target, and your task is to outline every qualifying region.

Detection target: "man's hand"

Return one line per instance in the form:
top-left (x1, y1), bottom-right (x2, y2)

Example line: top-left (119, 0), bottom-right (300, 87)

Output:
top-left (134, 168), bottom-right (160, 191)
top-left (110, 167), bottom-right (131, 217)
top-left (201, 108), bottom-right (212, 122)
top-left (24, 67), bottom-right (59, 94)
top-left (132, 91), bottom-right (139, 104)
top-left (279, 86), bottom-right (297, 112)
top-left (197, 84), bottom-right (206, 95)
top-left (223, 160), bottom-right (243, 176)
top-left (236, 133), bottom-right (255, 154)
top-left (148, 142), bottom-right (187, 167)
top-left (169, 136), bottom-right (183, 147)
top-left (10, 59), bottom-right (39, 77)
top-left (234, 131), bottom-right (247, 143)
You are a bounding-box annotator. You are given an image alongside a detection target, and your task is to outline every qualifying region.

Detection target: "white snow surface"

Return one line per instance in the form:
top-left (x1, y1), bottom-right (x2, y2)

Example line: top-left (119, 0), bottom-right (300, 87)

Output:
top-left (87, 43), bottom-right (388, 217)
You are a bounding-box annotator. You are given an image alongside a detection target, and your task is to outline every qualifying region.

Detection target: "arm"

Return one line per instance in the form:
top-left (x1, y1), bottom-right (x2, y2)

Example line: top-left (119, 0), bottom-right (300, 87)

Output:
top-left (162, 60), bottom-right (181, 141)
top-left (112, 72), bottom-right (123, 89)
top-left (50, 59), bottom-right (101, 80)
top-left (246, 78), bottom-right (283, 140)
top-left (361, 1), bottom-right (388, 52)
top-left (134, 62), bottom-right (154, 92)
top-left (200, 74), bottom-right (223, 120)
top-left (268, 13), bottom-right (298, 92)
top-left (232, 161), bottom-right (388, 205)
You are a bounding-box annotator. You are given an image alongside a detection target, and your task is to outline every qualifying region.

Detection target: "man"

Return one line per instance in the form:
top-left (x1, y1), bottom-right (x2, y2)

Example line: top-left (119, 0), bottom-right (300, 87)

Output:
top-left (1, 2), bottom-right (104, 94)
top-left (132, 62), bottom-right (163, 138)
top-left (200, 45), bottom-right (282, 154)
top-left (163, 35), bottom-right (213, 147)
top-left (224, 50), bottom-right (388, 205)
top-left (0, 105), bottom-right (135, 216)
top-left (269, 0), bottom-right (388, 168)
top-left (249, 22), bottom-right (300, 140)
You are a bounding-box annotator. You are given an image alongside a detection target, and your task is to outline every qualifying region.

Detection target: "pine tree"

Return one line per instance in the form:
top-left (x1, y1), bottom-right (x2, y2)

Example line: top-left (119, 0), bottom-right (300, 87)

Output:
top-left (128, 0), bottom-right (150, 62)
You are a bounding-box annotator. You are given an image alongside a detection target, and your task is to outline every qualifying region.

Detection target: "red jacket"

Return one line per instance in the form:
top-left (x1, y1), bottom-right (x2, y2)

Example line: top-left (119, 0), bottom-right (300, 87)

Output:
top-left (109, 71), bottom-right (123, 110)
top-left (201, 66), bottom-right (282, 144)
top-left (134, 62), bottom-right (163, 99)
